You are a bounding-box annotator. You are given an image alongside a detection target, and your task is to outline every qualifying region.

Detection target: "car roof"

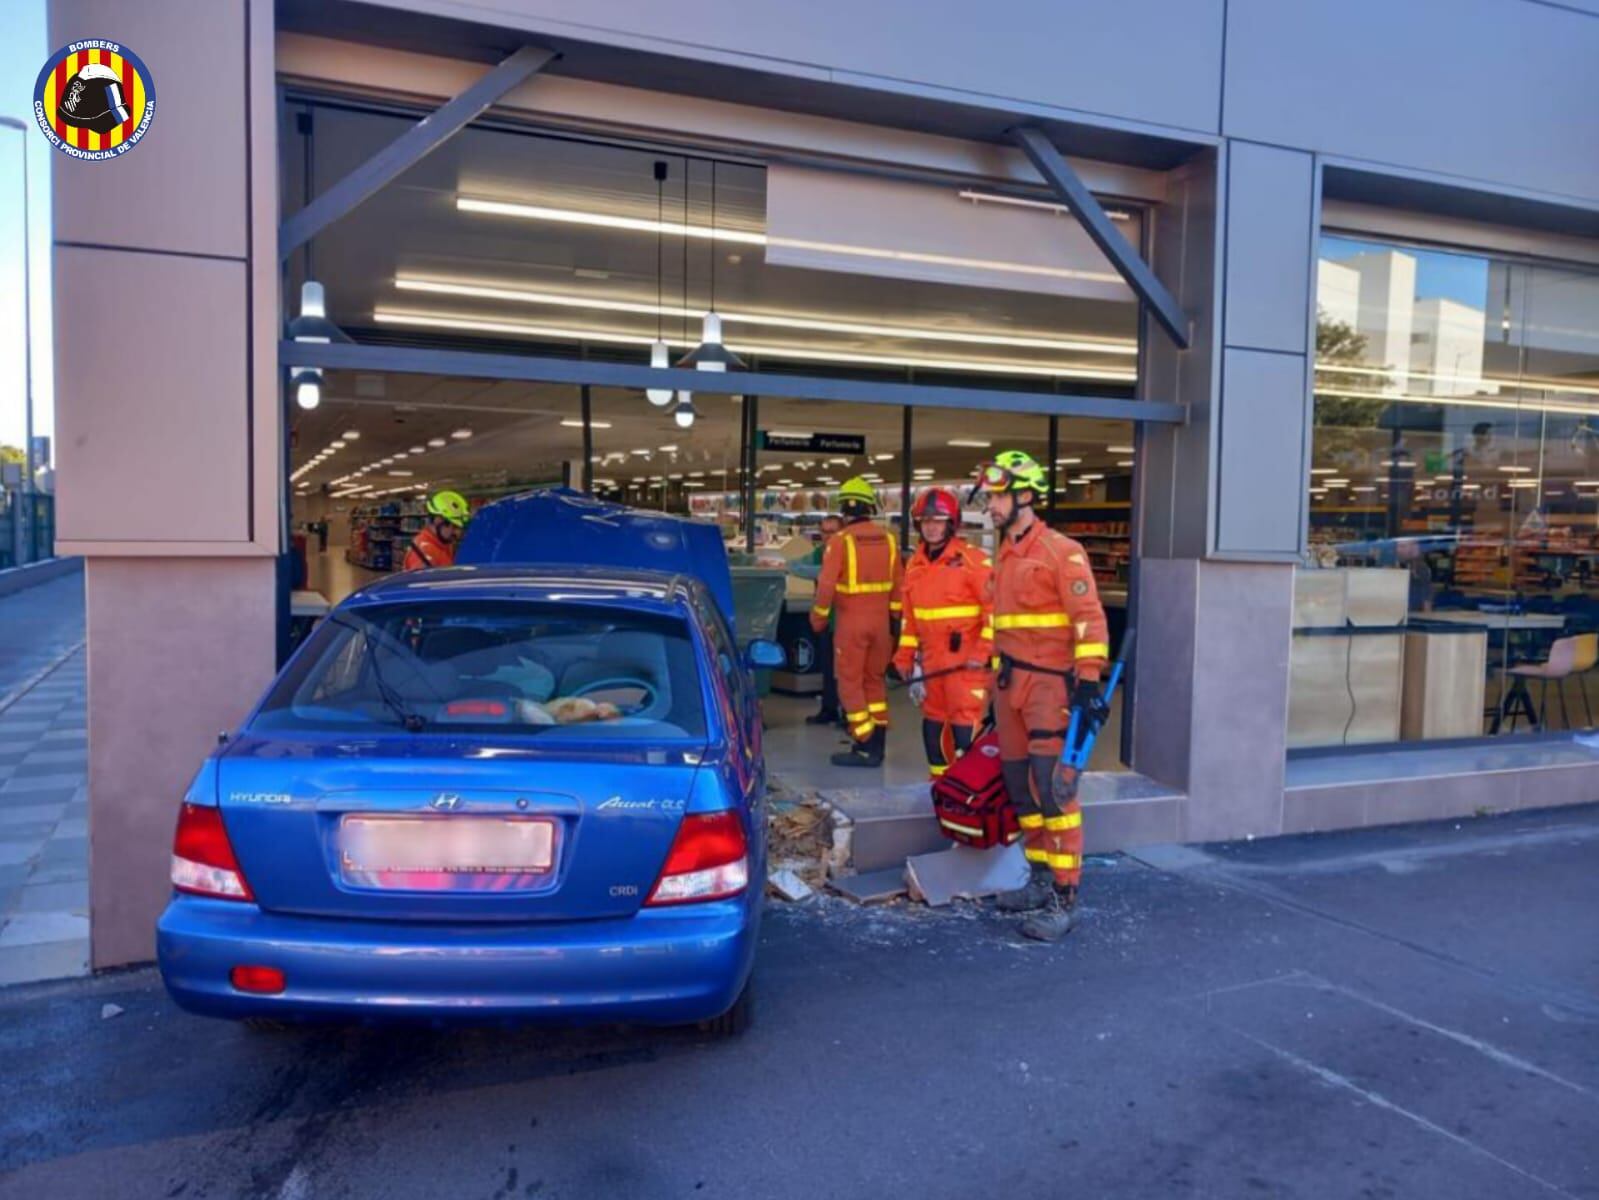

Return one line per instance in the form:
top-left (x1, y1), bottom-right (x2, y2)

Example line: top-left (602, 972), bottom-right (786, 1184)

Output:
top-left (339, 564), bottom-right (704, 617)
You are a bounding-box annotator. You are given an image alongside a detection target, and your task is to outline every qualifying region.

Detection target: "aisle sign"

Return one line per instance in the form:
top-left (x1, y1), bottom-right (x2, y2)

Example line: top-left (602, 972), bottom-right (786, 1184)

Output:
top-left (757, 431), bottom-right (866, 455)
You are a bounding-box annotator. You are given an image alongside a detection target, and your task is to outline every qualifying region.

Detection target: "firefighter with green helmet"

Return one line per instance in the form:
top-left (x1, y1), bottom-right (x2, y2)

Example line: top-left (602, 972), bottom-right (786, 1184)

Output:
top-left (810, 476), bottom-right (903, 767)
top-left (976, 450), bottom-right (1111, 940)
top-left (402, 489), bottom-right (471, 571)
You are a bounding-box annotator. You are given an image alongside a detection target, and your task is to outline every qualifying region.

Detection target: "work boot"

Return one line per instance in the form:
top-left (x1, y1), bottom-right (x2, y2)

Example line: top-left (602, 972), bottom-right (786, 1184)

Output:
top-left (831, 727), bottom-right (885, 768)
top-left (994, 864), bottom-right (1053, 913)
top-left (806, 707), bottom-right (841, 726)
top-left (1019, 886), bottom-right (1079, 942)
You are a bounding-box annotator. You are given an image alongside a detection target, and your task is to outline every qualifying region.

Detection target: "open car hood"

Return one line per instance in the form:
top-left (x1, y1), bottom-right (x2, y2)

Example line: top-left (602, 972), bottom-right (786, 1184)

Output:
top-left (457, 488), bottom-right (735, 625)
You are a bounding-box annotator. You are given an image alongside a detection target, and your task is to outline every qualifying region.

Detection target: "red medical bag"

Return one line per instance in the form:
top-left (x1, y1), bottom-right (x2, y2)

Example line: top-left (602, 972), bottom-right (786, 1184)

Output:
top-left (930, 730), bottom-right (1020, 849)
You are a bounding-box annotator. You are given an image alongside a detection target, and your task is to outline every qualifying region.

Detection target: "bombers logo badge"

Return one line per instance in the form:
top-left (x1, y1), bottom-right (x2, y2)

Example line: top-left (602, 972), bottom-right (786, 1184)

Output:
top-left (34, 40), bottom-right (156, 159)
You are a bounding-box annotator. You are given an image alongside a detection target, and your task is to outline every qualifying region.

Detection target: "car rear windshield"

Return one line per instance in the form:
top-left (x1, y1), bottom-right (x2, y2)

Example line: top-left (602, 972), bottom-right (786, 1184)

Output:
top-left (253, 600), bottom-right (706, 741)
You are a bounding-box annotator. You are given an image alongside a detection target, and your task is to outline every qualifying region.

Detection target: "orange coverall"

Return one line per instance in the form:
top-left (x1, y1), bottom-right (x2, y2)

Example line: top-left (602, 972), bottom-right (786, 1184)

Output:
top-left (991, 519), bottom-right (1109, 888)
top-left (401, 525), bottom-right (455, 572)
top-left (891, 536), bottom-right (993, 777)
top-left (810, 521), bottom-right (903, 745)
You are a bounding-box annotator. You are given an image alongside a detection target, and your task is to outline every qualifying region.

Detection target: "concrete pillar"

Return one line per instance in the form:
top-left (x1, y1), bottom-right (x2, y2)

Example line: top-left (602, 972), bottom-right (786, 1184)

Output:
top-left (1131, 142), bottom-right (1319, 842)
top-left (49, 0), bottom-right (280, 967)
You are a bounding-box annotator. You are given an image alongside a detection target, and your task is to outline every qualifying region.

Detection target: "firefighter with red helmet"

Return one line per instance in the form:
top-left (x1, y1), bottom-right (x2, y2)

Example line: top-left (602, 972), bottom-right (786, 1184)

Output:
top-left (891, 487), bottom-right (993, 780)
top-left (811, 477), bottom-right (903, 768)
top-left (977, 451), bottom-right (1110, 941)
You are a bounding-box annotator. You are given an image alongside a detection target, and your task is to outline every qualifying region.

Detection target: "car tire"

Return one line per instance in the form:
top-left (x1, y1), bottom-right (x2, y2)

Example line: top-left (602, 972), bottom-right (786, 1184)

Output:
top-left (697, 976), bottom-right (754, 1038)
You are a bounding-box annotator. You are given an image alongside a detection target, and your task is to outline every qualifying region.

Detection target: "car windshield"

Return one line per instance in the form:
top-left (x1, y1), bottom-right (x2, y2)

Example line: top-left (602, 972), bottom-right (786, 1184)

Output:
top-left (252, 599), bottom-right (706, 741)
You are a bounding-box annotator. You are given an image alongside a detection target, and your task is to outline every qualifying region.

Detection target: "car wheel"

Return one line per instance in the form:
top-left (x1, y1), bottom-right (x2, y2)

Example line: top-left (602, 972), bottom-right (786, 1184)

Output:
top-left (697, 977), bottom-right (754, 1038)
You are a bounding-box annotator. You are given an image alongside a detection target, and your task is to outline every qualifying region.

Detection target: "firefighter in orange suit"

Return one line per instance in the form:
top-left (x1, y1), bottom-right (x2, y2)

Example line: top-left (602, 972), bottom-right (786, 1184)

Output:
top-left (890, 487), bottom-right (993, 780)
top-left (810, 476), bottom-right (903, 768)
top-left (978, 451), bottom-right (1110, 941)
top-left (401, 490), bottom-right (471, 571)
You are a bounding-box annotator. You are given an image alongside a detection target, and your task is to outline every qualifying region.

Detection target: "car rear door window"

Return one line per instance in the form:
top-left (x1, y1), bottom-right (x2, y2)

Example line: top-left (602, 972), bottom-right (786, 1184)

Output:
top-left (254, 600), bottom-right (706, 741)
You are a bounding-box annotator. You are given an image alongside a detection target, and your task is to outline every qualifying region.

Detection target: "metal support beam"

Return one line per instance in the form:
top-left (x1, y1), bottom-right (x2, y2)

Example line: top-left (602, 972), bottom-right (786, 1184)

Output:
top-left (744, 395), bottom-right (760, 555)
top-left (900, 406), bottom-right (913, 551)
top-left (1010, 126), bottom-right (1192, 351)
top-left (579, 384), bottom-right (594, 493)
top-left (280, 45), bottom-right (554, 259)
top-left (281, 341), bottom-right (1184, 424)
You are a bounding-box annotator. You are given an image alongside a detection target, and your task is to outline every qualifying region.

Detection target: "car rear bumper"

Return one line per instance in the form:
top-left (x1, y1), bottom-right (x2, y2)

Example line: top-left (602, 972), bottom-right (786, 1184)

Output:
top-left (157, 893), bottom-right (759, 1025)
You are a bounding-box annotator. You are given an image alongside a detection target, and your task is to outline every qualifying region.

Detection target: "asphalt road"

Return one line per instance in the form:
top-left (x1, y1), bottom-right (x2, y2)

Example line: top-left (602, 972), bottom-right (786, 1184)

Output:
top-left (2, 804), bottom-right (1596, 1200)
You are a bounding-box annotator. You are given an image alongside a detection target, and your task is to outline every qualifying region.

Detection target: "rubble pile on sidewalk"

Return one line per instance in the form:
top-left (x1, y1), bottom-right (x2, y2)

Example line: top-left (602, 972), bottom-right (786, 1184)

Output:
top-left (763, 775), bottom-right (847, 902)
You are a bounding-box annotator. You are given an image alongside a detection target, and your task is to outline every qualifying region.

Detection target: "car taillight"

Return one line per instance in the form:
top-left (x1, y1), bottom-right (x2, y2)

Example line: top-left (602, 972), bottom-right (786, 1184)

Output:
top-left (171, 803), bottom-right (255, 901)
top-left (645, 811), bottom-right (749, 906)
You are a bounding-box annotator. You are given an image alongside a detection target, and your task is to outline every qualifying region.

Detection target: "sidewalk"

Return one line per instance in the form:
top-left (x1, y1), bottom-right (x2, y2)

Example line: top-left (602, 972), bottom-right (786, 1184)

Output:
top-left (0, 566), bottom-right (90, 986)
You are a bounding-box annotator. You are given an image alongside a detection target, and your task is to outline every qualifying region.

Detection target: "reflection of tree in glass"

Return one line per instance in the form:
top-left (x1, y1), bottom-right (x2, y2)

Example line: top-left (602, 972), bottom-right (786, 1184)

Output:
top-left (1314, 312), bottom-right (1393, 460)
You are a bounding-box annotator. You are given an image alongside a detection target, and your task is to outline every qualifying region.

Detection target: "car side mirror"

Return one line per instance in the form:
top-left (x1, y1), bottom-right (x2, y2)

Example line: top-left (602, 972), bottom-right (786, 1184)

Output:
top-left (746, 639), bottom-right (785, 669)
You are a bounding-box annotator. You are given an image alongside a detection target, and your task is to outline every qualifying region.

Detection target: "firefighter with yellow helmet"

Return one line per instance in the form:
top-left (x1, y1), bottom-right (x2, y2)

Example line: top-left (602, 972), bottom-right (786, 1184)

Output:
top-left (401, 490), bottom-right (471, 571)
top-left (810, 476), bottom-right (903, 767)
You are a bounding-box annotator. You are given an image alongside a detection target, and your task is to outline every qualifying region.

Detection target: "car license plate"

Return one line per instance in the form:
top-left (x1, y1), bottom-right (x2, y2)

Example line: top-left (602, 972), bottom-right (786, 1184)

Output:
top-left (339, 815), bottom-right (555, 884)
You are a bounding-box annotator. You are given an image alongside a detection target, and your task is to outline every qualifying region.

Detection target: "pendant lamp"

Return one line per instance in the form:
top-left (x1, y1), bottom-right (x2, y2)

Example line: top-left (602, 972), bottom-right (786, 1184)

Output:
top-left (646, 161), bottom-right (673, 406)
top-left (676, 160), bottom-right (746, 374)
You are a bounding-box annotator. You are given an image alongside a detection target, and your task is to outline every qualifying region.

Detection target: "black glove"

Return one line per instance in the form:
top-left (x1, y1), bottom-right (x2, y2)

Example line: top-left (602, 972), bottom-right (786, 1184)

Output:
top-left (885, 662), bottom-right (905, 684)
top-left (1072, 679), bottom-right (1110, 731)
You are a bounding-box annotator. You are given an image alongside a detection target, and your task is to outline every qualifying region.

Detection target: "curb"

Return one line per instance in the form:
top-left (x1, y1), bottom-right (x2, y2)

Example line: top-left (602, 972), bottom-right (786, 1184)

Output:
top-left (0, 641), bottom-right (86, 717)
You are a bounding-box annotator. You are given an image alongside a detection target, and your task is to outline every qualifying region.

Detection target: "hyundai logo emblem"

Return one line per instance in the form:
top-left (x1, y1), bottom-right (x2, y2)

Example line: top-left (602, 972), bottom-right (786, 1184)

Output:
top-left (430, 793), bottom-right (462, 811)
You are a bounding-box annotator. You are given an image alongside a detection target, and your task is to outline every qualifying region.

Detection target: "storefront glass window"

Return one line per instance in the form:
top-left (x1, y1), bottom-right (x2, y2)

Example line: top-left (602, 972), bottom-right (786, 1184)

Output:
top-left (1295, 235), bottom-right (1599, 748)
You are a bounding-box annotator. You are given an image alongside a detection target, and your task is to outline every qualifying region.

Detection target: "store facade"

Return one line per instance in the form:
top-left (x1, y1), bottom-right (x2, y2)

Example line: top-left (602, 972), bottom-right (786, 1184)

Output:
top-left (47, 0), bottom-right (1599, 967)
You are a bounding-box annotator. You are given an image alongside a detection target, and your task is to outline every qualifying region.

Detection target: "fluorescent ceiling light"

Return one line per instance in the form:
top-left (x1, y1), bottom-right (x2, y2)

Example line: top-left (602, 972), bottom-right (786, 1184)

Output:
top-left (456, 197), bottom-right (1123, 288)
top-left (1056, 457), bottom-right (1082, 466)
top-left (329, 440), bottom-right (346, 449)
top-left (1116, 459), bottom-right (1135, 467)
top-left (947, 439), bottom-right (991, 448)
top-left (1323, 478), bottom-right (1350, 486)
top-left (427, 437), bottom-right (446, 448)
top-left (874, 453), bottom-right (895, 461)
top-left (1080, 473), bottom-right (1105, 481)
top-left (1351, 486), bottom-right (1376, 492)
top-left (1309, 468), bottom-right (1337, 475)
top-left (659, 444), bottom-right (679, 453)
top-left (394, 277), bottom-right (1137, 357)
top-left (388, 470), bottom-right (414, 477)
top-left (1106, 444), bottom-right (1134, 454)
top-left (451, 428), bottom-right (473, 439)
top-left (1496, 465), bottom-right (1532, 473)
top-left (560, 418), bottom-right (611, 429)
top-left (342, 430), bottom-right (360, 440)
top-left (768, 430), bottom-right (813, 439)
top-left (409, 445), bottom-right (426, 454)
top-left (373, 309), bottom-right (1135, 382)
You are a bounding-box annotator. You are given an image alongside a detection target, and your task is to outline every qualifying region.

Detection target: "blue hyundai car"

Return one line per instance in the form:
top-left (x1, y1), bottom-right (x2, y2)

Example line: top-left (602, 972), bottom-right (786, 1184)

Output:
top-left (157, 491), bottom-right (779, 1034)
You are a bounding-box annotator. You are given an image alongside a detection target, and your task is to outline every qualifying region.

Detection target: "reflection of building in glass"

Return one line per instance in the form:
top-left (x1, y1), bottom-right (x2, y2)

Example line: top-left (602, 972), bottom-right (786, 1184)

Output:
top-left (1412, 298), bottom-right (1485, 396)
top-left (1318, 247), bottom-right (1489, 398)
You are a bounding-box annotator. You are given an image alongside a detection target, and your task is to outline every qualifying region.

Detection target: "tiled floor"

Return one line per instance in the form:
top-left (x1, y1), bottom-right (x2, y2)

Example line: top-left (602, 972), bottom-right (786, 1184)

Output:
top-left (0, 648), bottom-right (89, 985)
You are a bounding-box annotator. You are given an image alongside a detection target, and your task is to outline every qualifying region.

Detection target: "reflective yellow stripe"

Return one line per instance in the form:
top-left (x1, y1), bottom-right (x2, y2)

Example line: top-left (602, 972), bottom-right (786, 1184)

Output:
top-left (867, 702), bottom-right (888, 713)
top-left (837, 582), bottom-right (901, 598)
top-left (990, 655), bottom-right (1001, 670)
top-left (970, 688), bottom-right (987, 700)
top-left (845, 533), bottom-right (857, 590)
top-left (940, 817), bottom-right (983, 837)
top-left (899, 634), bottom-right (920, 647)
top-left (981, 624), bottom-right (994, 640)
top-left (1046, 853), bottom-right (1080, 869)
top-left (1024, 848), bottom-right (1050, 864)
top-left (853, 721), bottom-right (875, 737)
top-left (993, 612), bottom-right (1071, 629)
top-left (929, 764), bottom-right (949, 778)
top-left (1017, 812), bottom-right (1045, 829)
top-left (1044, 812), bottom-right (1082, 831)
top-left (1075, 642), bottom-right (1109, 659)
top-left (845, 710), bottom-right (869, 722)
top-left (890, 599), bottom-right (903, 609)
top-left (911, 605), bottom-right (983, 621)
top-left (812, 605), bottom-right (831, 618)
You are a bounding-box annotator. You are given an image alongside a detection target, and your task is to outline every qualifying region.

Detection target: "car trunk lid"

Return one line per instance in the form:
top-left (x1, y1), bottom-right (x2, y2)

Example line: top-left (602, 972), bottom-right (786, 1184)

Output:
top-left (218, 736), bottom-right (703, 921)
